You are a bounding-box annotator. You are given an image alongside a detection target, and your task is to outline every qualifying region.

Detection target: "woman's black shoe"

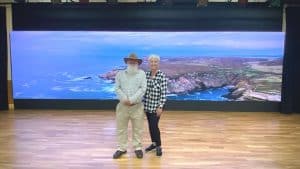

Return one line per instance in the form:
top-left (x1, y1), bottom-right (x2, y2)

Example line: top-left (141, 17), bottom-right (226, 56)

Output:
top-left (145, 144), bottom-right (156, 152)
top-left (156, 146), bottom-right (162, 156)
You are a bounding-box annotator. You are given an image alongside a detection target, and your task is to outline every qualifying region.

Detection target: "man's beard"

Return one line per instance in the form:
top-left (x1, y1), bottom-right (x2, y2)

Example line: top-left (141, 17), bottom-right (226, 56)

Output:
top-left (126, 64), bottom-right (138, 74)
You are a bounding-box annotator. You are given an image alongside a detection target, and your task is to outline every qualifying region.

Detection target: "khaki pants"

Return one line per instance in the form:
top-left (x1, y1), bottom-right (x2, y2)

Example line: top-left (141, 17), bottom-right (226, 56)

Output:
top-left (116, 102), bottom-right (144, 151)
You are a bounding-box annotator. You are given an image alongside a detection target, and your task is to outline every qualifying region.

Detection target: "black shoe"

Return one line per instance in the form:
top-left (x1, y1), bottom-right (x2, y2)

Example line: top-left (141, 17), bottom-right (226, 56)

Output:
top-left (134, 150), bottom-right (143, 159)
top-left (113, 150), bottom-right (127, 159)
top-left (145, 144), bottom-right (156, 152)
top-left (156, 146), bottom-right (162, 156)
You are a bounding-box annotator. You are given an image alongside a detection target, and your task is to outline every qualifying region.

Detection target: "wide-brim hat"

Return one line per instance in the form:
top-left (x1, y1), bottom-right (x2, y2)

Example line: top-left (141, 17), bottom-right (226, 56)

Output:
top-left (124, 53), bottom-right (143, 65)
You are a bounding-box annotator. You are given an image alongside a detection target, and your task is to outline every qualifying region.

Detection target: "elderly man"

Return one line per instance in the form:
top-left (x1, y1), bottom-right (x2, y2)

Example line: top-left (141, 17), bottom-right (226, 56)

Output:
top-left (113, 53), bottom-right (147, 159)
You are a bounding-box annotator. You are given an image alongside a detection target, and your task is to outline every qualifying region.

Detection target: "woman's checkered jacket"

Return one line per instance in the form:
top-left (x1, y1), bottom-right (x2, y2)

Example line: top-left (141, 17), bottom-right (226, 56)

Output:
top-left (144, 70), bottom-right (168, 112)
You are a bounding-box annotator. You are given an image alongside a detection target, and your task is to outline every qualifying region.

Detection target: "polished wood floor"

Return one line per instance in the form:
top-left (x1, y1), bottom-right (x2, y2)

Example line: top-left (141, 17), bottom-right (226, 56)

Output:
top-left (0, 110), bottom-right (300, 169)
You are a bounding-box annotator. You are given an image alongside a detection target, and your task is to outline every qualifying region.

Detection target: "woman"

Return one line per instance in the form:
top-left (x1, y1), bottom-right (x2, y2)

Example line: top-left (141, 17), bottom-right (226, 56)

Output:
top-left (144, 54), bottom-right (167, 156)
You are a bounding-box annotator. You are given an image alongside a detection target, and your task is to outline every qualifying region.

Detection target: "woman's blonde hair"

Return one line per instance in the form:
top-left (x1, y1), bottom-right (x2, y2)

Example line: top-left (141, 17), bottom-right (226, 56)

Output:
top-left (148, 54), bottom-right (160, 61)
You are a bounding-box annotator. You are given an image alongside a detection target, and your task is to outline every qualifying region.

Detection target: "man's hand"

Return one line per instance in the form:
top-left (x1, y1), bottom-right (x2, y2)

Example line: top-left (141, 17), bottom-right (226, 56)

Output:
top-left (156, 107), bottom-right (163, 117)
top-left (122, 99), bottom-right (134, 106)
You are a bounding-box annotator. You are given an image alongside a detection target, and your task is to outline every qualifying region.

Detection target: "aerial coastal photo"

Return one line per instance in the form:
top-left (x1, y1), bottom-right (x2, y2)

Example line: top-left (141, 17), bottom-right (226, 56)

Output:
top-left (10, 31), bottom-right (284, 101)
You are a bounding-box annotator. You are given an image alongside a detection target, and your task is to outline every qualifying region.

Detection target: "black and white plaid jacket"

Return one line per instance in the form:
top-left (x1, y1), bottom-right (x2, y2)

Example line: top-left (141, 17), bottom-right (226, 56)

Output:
top-left (144, 70), bottom-right (167, 113)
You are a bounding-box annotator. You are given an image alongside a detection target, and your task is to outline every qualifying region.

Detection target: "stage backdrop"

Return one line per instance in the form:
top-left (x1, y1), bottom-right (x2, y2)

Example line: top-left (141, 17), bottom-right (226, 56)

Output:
top-left (10, 31), bottom-right (284, 102)
top-left (11, 4), bottom-right (283, 111)
top-left (281, 6), bottom-right (300, 113)
top-left (0, 7), bottom-right (8, 110)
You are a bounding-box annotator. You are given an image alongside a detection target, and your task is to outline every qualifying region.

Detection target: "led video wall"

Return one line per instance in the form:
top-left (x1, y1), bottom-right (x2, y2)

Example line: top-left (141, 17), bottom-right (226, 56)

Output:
top-left (10, 31), bottom-right (284, 101)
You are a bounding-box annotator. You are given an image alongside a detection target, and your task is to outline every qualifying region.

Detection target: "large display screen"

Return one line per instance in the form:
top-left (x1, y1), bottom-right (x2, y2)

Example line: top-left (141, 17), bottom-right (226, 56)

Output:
top-left (10, 31), bottom-right (284, 101)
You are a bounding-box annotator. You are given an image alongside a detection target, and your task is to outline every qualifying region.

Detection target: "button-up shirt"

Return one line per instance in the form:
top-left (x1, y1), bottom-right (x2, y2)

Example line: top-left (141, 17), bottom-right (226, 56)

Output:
top-left (115, 69), bottom-right (147, 104)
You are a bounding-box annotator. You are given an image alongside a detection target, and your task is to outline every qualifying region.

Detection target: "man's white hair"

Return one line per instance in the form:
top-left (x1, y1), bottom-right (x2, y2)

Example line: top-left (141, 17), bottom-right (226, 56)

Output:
top-left (148, 54), bottom-right (160, 61)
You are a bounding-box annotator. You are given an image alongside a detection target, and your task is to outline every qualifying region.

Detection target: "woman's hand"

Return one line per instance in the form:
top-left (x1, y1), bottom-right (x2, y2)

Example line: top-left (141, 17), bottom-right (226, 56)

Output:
top-left (156, 107), bottom-right (163, 117)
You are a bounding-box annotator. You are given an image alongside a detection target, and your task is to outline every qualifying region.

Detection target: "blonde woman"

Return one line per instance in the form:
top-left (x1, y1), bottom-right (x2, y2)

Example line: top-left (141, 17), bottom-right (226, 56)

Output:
top-left (144, 54), bottom-right (167, 156)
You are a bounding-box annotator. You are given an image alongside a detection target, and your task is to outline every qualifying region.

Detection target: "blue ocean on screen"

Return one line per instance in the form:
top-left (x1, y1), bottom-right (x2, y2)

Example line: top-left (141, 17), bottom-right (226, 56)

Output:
top-left (10, 31), bottom-right (284, 101)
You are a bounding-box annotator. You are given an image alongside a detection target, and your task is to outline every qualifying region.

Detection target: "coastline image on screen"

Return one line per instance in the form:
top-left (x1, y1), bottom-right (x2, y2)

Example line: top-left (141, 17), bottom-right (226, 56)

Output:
top-left (10, 31), bottom-right (284, 101)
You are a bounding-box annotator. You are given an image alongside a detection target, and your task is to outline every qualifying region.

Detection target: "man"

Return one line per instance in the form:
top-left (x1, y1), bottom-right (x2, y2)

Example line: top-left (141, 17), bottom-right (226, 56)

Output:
top-left (113, 53), bottom-right (147, 159)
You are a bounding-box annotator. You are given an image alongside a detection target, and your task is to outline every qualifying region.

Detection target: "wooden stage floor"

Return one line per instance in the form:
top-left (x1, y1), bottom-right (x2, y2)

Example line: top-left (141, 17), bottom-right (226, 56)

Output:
top-left (0, 110), bottom-right (300, 169)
